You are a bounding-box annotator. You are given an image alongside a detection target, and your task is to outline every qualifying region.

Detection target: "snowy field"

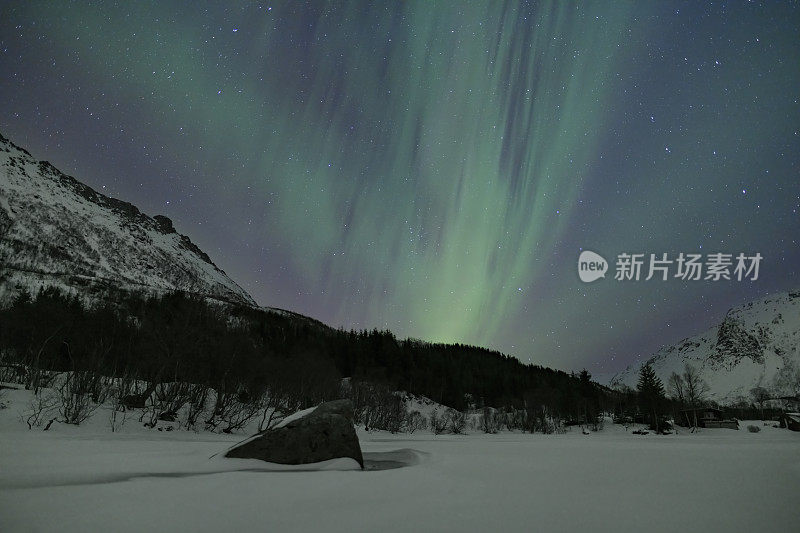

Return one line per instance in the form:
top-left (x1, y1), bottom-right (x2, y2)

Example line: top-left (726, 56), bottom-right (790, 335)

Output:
top-left (1, 389), bottom-right (798, 532)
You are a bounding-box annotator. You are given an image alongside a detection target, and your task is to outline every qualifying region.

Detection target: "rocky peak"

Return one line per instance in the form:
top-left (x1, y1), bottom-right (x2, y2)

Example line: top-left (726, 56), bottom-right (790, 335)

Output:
top-left (713, 315), bottom-right (764, 368)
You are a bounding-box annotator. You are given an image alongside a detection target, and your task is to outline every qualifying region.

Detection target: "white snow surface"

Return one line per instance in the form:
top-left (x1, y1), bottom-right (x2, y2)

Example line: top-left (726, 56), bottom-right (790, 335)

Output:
top-left (274, 405), bottom-right (318, 429)
top-left (1, 387), bottom-right (798, 532)
top-left (611, 290), bottom-right (800, 403)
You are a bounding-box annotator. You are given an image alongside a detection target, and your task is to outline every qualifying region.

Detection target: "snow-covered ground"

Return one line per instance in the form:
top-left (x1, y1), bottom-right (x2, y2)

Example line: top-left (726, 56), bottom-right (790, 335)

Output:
top-left (1, 388), bottom-right (798, 533)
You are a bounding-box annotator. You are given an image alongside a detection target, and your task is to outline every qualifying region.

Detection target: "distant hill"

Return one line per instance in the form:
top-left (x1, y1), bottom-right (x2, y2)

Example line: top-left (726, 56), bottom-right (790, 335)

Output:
top-left (611, 290), bottom-right (800, 404)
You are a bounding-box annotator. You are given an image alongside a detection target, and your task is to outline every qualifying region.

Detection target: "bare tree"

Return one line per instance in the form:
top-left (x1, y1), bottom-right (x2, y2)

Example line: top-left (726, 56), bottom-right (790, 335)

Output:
top-left (683, 364), bottom-right (709, 406)
top-left (109, 370), bottom-right (137, 431)
top-left (493, 410), bottom-right (508, 431)
top-left (480, 406), bottom-right (500, 434)
top-left (429, 409), bottom-right (448, 435)
top-left (184, 384), bottom-right (210, 431)
top-left (201, 384), bottom-right (265, 434)
top-left (503, 408), bottom-right (525, 431)
top-left (348, 381), bottom-right (406, 432)
top-left (0, 349), bottom-right (26, 384)
top-left (23, 326), bottom-right (62, 395)
top-left (683, 364), bottom-right (709, 429)
top-left (384, 395), bottom-right (407, 434)
top-left (142, 381), bottom-right (192, 427)
top-left (750, 386), bottom-right (770, 420)
top-left (216, 396), bottom-right (263, 433)
top-left (404, 410), bottom-right (427, 433)
top-left (668, 372), bottom-right (686, 404)
top-left (121, 369), bottom-right (163, 411)
top-left (256, 369), bottom-right (305, 432)
top-left (668, 372), bottom-right (691, 427)
top-left (109, 396), bottom-right (129, 432)
top-left (22, 392), bottom-right (58, 429)
top-left (56, 371), bottom-right (101, 425)
top-left (257, 388), bottom-right (300, 432)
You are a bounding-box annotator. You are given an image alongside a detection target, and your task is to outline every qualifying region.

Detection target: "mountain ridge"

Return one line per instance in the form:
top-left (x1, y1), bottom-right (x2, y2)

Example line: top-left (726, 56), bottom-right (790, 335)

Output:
top-left (0, 131), bottom-right (255, 307)
top-left (610, 289), bottom-right (800, 403)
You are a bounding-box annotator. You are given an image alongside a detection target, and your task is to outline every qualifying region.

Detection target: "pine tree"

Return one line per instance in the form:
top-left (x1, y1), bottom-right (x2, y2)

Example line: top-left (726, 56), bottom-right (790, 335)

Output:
top-left (578, 369), bottom-right (599, 428)
top-left (637, 364), bottom-right (665, 432)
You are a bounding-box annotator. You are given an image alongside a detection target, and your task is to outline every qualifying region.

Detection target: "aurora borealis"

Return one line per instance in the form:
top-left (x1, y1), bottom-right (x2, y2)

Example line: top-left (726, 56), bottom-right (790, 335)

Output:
top-left (1, 2), bottom-right (798, 375)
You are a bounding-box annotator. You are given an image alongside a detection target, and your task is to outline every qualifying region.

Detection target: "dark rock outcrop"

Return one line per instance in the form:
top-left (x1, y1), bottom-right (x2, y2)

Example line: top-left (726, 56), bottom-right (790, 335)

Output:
top-left (225, 399), bottom-right (364, 469)
top-left (713, 315), bottom-right (763, 367)
top-left (153, 215), bottom-right (176, 234)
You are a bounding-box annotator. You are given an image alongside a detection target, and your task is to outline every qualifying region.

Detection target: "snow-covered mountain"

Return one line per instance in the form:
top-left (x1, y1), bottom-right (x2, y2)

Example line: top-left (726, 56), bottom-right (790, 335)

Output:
top-left (0, 132), bottom-right (255, 306)
top-left (610, 290), bottom-right (800, 404)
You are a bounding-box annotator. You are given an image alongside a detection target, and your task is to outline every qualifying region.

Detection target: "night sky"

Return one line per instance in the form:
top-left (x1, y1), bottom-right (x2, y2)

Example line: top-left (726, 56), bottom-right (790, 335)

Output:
top-left (1, 1), bottom-right (798, 376)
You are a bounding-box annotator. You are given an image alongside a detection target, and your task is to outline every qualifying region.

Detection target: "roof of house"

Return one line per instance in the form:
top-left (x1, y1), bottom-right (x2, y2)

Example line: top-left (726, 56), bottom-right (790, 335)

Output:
top-left (679, 407), bottom-right (722, 413)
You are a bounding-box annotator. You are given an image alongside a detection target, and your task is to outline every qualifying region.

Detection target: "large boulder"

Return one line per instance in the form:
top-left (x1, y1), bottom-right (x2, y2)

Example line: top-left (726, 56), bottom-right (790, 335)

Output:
top-left (225, 399), bottom-right (364, 469)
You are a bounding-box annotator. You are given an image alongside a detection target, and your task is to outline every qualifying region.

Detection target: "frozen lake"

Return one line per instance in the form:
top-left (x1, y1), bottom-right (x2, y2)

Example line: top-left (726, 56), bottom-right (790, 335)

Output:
top-left (1, 415), bottom-right (798, 533)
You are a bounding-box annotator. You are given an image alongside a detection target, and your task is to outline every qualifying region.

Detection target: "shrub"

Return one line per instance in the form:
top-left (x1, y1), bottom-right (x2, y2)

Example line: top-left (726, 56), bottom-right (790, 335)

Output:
top-left (429, 409), bottom-right (448, 435)
top-left (448, 410), bottom-right (467, 434)
top-left (480, 407), bottom-right (500, 434)
top-left (404, 410), bottom-right (427, 433)
top-left (747, 425), bottom-right (760, 433)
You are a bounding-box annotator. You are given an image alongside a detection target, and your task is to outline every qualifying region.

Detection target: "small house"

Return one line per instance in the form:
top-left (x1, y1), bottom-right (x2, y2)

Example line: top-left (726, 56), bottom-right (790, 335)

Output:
top-left (776, 395), bottom-right (800, 412)
top-left (677, 407), bottom-right (739, 429)
top-left (779, 412), bottom-right (800, 431)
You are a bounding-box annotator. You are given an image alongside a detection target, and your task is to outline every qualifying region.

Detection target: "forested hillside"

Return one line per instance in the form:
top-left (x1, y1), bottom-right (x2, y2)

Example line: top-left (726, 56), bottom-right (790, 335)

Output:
top-left (0, 288), bottom-right (600, 417)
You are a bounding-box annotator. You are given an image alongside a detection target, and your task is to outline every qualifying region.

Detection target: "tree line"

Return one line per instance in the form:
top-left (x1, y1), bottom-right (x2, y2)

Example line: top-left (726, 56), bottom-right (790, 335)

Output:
top-left (0, 288), bottom-right (613, 427)
top-left (1, 288), bottom-right (780, 433)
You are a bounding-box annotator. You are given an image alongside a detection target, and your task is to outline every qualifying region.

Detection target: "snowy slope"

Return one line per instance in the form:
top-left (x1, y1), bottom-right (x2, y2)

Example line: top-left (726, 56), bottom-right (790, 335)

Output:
top-left (0, 132), bottom-right (255, 306)
top-left (611, 290), bottom-right (800, 403)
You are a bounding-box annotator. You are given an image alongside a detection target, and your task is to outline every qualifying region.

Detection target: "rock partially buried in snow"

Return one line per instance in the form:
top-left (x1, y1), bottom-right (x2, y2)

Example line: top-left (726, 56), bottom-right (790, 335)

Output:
top-left (225, 399), bottom-right (364, 469)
